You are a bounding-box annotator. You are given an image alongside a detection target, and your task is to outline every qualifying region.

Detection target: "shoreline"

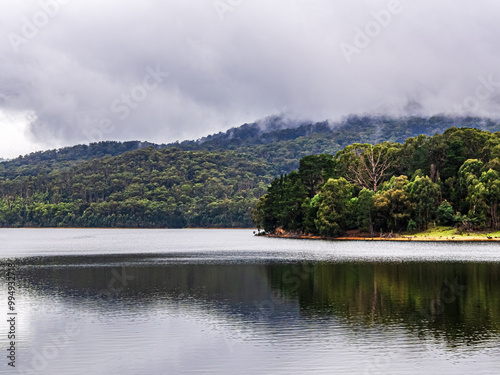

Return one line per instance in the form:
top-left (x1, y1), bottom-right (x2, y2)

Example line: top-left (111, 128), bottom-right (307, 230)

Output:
top-left (263, 233), bottom-right (500, 242)
top-left (0, 227), bottom-right (255, 230)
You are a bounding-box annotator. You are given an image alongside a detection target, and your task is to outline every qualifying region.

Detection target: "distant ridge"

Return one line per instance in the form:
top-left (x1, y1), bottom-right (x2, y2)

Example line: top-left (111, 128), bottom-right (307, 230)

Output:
top-left (2, 115), bottom-right (499, 179)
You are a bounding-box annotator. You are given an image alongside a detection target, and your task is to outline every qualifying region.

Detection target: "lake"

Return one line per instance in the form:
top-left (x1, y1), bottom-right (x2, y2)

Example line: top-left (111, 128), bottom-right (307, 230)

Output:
top-left (1, 228), bottom-right (500, 374)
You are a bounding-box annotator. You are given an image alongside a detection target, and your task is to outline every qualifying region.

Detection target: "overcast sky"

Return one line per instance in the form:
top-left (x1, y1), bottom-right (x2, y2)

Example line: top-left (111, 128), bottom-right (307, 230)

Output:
top-left (1, 0), bottom-right (500, 158)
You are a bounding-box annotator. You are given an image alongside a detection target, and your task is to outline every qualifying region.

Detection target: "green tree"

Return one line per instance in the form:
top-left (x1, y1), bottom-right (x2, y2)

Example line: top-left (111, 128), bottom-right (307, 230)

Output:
top-left (276, 172), bottom-right (308, 231)
top-left (314, 178), bottom-right (354, 237)
top-left (408, 176), bottom-right (441, 230)
top-left (356, 188), bottom-right (375, 235)
top-left (298, 154), bottom-right (335, 198)
top-left (373, 175), bottom-right (412, 231)
top-left (458, 159), bottom-right (488, 228)
top-left (437, 200), bottom-right (454, 226)
top-left (480, 169), bottom-right (500, 229)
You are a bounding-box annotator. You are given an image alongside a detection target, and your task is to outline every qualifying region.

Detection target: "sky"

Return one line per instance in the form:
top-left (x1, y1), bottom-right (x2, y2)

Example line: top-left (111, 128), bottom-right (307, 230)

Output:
top-left (1, 0), bottom-right (500, 158)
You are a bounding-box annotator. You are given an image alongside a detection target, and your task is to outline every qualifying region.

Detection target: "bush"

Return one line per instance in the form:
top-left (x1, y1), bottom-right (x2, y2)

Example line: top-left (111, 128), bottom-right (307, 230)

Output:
top-left (407, 219), bottom-right (417, 232)
top-left (437, 200), bottom-right (454, 225)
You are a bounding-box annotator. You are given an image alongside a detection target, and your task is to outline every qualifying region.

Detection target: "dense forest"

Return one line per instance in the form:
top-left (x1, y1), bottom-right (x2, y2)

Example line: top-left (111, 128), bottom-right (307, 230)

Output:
top-left (253, 127), bottom-right (500, 236)
top-left (1, 116), bottom-right (500, 228)
top-left (0, 149), bottom-right (275, 227)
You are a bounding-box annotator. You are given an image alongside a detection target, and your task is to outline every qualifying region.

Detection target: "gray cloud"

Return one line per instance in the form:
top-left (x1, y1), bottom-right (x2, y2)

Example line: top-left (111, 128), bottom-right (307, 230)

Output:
top-left (1, 0), bottom-right (500, 151)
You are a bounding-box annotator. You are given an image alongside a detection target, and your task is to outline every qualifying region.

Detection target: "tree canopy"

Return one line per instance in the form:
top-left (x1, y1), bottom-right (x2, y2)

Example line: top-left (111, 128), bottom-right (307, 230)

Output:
top-left (253, 127), bottom-right (500, 236)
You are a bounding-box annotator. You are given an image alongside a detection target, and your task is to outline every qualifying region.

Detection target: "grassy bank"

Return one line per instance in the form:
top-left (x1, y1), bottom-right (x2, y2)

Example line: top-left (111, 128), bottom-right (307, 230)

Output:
top-left (400, 226), bottom-right (500, 240)
top-left (264, 226), bottom-right (500, 241)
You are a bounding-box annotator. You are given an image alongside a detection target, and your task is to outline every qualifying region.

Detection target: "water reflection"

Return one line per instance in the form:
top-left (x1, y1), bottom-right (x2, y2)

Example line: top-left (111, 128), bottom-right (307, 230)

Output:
top-left (270, 262), bottom-right (500, 346)
top-left (6, 257), bottom-right (500, 348)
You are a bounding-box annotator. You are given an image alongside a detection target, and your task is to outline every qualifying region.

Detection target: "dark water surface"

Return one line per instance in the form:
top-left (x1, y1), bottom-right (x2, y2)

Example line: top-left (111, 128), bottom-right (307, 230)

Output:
top-left (1, 229), bottom-right (500, 374)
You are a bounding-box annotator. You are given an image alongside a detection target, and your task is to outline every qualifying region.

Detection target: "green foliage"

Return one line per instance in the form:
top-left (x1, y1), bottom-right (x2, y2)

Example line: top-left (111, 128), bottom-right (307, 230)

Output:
top-left (251, 172), bottom-right (308, 232)
top-left (298, 154), bottom-right (335, 197)
top-left (301, 195), bottom-right (321, 234)
top-left (458, 159), bottom-right (488, 228)
top-left (254, 125), bottom-right (500, 236)
top-left (0, 149), bottom-right (275, 228)
top-left (480, 169), bottom-right (500, 229)
top-left (356, 188), bottom-right (375, 234)
top-left (408, 176), bottom-right (441, 230)
top-left (314, 178), bottom-right (354, 237)
top-left (373, 176), bottom-right (413, 231)
top-left (407, 219), bottom-right (417, 232)
top-left (437, 200), bottom-right (454, 226)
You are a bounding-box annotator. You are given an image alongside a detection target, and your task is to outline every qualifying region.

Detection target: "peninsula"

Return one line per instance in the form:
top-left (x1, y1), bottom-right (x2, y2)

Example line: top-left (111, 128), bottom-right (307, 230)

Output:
top-left (252, 127), bottom-right (500, 240)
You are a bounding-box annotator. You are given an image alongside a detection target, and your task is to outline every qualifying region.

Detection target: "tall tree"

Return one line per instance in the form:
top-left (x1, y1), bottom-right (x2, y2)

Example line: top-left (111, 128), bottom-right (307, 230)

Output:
top-left (373, 175), bottom-right (412, 231)
top-left (314, 178), bottom-right (354, 237)
top-left (408, 176), bottom-right (441, 230)
top-left (480, 169), bottom-right (500, 229)
top-left (356, 188), bottom-right (375, 235)
top-left (334, 143), bottom-right (400, 191)
top-left (458, 159), bottom-right (488, 228)
top-left (298, 154), bottom-right (335, 198)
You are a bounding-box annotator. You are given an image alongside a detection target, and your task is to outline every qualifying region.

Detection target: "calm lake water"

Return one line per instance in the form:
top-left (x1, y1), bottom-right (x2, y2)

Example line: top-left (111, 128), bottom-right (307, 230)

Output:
top-left (1, 229), bottom-right (500, 374)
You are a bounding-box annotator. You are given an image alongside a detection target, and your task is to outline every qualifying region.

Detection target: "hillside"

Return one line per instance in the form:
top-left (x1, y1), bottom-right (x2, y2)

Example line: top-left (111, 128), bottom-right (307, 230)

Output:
top-left (0, 148), bottom-right (277, 227)
top-left (178, 115), bottom-right (499, 151)
top-left (3, 115), bottom-right (499, 179)
top-left (0, 141), bottom-right (163, 179)
top-left (1, 116), bottom-right (500, 228)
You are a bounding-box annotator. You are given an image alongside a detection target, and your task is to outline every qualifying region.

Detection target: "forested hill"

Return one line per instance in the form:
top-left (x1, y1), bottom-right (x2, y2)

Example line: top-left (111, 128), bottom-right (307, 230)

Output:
top-left (0, 141), bottom-right (162, 179)
top-left (0, 148), bottom-right (276, 227)
top-left (176, 115), bottom-right (500, 151)
top-left (3, 116), bottom-right (500, 180)
top-left (1, 116), bottom-right (500, 228)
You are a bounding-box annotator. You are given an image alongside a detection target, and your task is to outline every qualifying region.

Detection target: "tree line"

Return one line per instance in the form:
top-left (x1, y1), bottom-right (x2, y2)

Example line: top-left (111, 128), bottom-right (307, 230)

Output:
top-left (0, 148), bottom-right (276, 228)
top-left (252, 127), bottom-right (500, 236)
